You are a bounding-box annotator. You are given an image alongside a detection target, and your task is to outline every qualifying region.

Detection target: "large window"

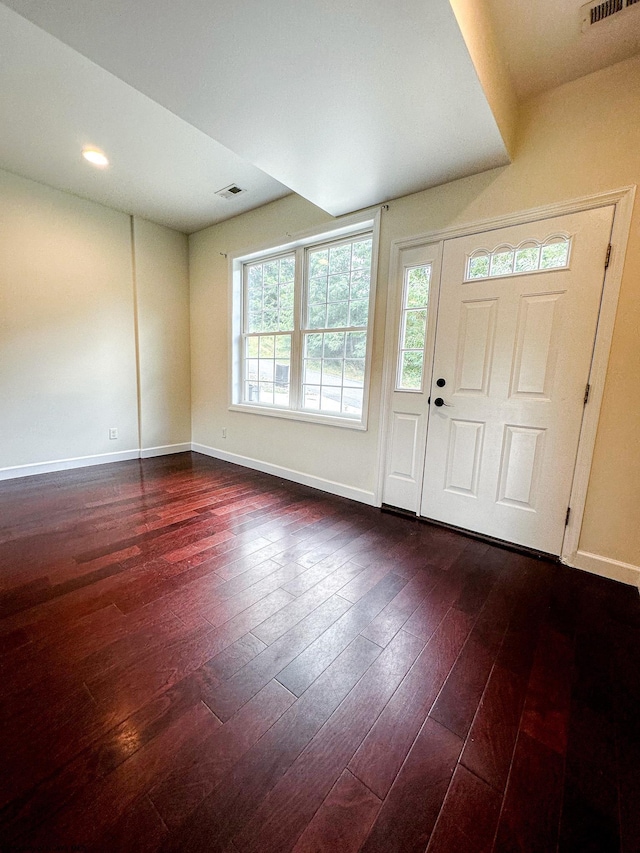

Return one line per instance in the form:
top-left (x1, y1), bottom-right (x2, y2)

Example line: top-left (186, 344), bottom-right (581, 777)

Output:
top-left (232, 217), bottom-right (378, 427)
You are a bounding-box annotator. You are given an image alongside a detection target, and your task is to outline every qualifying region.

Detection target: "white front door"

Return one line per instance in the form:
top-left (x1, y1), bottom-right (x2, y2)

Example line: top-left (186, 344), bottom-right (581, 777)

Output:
top-left (420, 206), bottom-right (614, 554)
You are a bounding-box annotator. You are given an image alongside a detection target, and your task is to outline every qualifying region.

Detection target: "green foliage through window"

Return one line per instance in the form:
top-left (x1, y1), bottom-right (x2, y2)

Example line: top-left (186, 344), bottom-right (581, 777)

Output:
top-left (397, 265), bottom-right (431, 391)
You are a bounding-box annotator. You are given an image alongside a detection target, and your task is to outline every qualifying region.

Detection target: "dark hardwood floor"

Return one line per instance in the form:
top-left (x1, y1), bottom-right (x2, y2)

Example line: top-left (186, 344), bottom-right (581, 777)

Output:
top-left (0, 452), bottom-right (638, 853)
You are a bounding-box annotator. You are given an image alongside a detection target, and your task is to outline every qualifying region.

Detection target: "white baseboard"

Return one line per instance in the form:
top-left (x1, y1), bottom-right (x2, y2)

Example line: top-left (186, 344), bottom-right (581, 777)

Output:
top-left (140, 443), bottom-right (191, 459)
top-left (564, 550), bottom-right (640, 589)
top-left (191, 442), bottom-right (377, 507)
top-left (0, 449), bottom-right (140, 481)
top-left (0, 444), bottom-right (192, 481)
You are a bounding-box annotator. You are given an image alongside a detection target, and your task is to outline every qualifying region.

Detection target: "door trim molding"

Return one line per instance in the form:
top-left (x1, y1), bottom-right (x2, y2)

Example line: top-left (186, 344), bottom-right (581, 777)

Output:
top-left (376, 186), bottom-right (636, 579)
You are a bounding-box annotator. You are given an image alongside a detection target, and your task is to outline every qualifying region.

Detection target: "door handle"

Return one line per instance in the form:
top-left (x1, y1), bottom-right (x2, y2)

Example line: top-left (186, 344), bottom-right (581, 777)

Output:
top-left (433, 397), bottom-right (452, 407)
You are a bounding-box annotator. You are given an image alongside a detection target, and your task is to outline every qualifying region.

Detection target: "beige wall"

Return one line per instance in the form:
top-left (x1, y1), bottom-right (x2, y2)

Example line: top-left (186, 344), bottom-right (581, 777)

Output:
top-left (0, 171), bottom-right (190, 473)
top-left (133, 217), bottom-right (191, 451)
top-left (190, 54), bottom-right (640, 567)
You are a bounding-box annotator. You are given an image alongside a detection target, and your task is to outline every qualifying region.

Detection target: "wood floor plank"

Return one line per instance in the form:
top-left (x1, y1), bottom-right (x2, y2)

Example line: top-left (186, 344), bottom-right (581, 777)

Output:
top-left (21, 701), bottom-right (218, 851)
top-left (232, 630), bottom-right (427, 853)
top-left (348, 607), bottom-right (472, 799)
top-left (149, 679), bottom-right (296, 830)
top-left (275, 572), bottom-right (408, 696)
top-left (493, 731), bottom-right (564, 853)
top-left (290, 769), bottom-right (381, 853)
top-left (429, 580), bottom-right (517, 739)
top-left (204, 595), bottom-right (353, 721)
top-left (426, 764), bottom-right (502, 853)
top-left (159, 634), bottom-right (386, 852)
top-left (253, 561), bottom-right (368, 644)
top-left (459, 663), bottom-right (528, 793)
top-left (359, 717), bottom-right (462, 853)
top-left (90, 794), bottom-right (168, 853)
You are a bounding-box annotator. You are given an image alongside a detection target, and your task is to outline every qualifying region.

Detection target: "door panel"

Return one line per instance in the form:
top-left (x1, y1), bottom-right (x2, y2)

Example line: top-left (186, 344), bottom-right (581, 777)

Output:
top-left (454, 299), bottom-right (497, 395)
top-left (420, 206), bottom-right (614, 554)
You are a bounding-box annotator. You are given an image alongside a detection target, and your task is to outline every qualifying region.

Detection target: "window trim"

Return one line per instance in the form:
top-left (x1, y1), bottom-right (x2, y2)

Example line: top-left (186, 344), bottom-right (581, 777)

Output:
top-left (229, 210), bottom-right (381, 430)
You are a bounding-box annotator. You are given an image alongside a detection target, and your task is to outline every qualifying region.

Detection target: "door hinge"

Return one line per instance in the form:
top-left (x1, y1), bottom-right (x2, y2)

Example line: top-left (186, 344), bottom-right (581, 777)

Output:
top-left (605, 244), bottom-right (612, 269)
top-left (565, 507), bottom-right (571, 526)
top-left (583, 383), bottom-right (590, 406)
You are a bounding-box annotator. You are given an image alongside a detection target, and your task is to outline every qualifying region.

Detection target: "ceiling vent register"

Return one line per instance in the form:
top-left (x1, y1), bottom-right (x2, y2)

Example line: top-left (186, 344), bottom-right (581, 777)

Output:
top-left (215, 184), bottom-right (247, 200)
top-left (581, 0), bottom-right (640, 30)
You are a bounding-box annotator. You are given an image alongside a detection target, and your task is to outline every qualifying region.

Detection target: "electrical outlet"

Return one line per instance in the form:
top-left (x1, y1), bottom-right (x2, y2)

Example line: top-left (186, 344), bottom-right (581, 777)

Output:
top-left (109, 428), bottom-right (118, 440)
top-left (222, 428), bottom-right (227, 439)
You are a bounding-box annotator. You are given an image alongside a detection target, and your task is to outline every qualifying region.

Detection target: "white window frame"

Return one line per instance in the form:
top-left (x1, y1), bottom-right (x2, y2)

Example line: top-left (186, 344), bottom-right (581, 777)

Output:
top-left (229, 211), bottom-right (381, 430)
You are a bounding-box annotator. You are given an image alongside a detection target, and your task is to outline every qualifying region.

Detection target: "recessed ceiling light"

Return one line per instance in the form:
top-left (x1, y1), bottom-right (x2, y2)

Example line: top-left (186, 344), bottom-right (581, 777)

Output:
top-left (82, 147), bottom-right (109, 167)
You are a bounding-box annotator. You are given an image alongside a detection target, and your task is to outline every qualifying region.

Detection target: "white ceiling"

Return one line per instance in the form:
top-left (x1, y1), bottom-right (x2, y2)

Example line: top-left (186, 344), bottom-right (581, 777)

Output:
top-left (0, 5), bottom-right (290, 234)
top-left (487, 0), bottom-right (640, 99)
top-left (1, 1), bottom-right (637, 234)
top-left (0, 0), bottom-right (510, 232)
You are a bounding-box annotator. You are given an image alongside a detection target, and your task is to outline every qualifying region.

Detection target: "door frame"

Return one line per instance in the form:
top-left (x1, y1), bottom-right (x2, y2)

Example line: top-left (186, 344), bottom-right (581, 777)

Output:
top-left (375, 186), bottom-right (636, 569)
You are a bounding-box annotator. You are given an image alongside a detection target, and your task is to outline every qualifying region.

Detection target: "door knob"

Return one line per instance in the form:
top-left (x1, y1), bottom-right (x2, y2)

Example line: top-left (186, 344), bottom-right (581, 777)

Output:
top-left (436, 378), bottom-right (446, 387)
top-left (434, 397), bottom-right (445, 407)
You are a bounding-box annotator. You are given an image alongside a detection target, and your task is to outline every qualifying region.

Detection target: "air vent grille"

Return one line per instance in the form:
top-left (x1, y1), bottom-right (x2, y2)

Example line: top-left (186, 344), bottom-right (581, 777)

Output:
top-left (581, 0), bottom-right (640, 28)
top-left (215, 184), bottom-right (247, 200)
top-left (592, 0), bottom-right (623, 24)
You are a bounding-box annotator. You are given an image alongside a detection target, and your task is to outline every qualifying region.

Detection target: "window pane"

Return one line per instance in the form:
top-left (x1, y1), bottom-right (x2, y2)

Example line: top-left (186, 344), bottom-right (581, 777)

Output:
top-left (244, 254), bottom-right (295, 333)
top-left (324, 332), bottom-right (345, 358)
top-left (352, 240), bottom-right (372, 269)
top-left (468, 253), bottom-right (490, 279)
top-left (403, 309), bottom-right (427, 349)
top-left (400, 351), bottom-right (424, 390)
top-left (320, 386), bottom-right (341, 413)
top-left (490, 249), bottom-right (514, 277)
top-left (329, 244), bottom-right (351, 274)
top-left (307, 238), bottom-right (372, 332)
top-left (304, 358), bottom-right (321, 384)
top-left (259, 336), bottom-right (274, 358)
top-left (350, 270), bottom-right (370, 300)
top-left (343, 387), bottom-right (363, 416)
top-left (396, 264), bottom-right (431, 392)
top-left (308, 303), bottom-right (327, 329)
top-left (406, 267), bottom-right (430, 307)
top-left (308, 249), bottom-right (329, 278)
top-left (540, 239), bottom-right (570, 269)
top-left (280, 256), bottom-right (295, 281)
top-left (303, 385), bottom-right (321, 410)
top-left (322, 359), bottom-right (343, 386)
top-left (309, 277), bottom-right (327, 304)
top-left (259, 382), bottom-right (274, 404)
top-left (275, 336), bottom-right (291, 358)
top-left (344, 358), bottom-right (365, 386)
top-left (327, 301), bottom-right (349, 328)
top-left (246, 337), bottom-right (259, 358)
top-left (349, 300), bottom-right (369, 327)
top-left (328, 274), bottom-right (350, 302)
top-left (346, 331), bottom-right (367, 358)
top-left (305, 333), bottom-right (324, 358)
top-left (514, 245), bottom-right (540, 272)
top-left (260, 360), bottom-right (274, 381)
top-left (246, 358), bottom-right (259, 380)
top-left (300, 330), bottom-right (365, 419)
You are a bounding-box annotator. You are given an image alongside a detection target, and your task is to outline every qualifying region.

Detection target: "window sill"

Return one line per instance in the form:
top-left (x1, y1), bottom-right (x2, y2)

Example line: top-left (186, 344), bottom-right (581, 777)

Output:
top-left (228, 403), bottom-right (368, 431)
